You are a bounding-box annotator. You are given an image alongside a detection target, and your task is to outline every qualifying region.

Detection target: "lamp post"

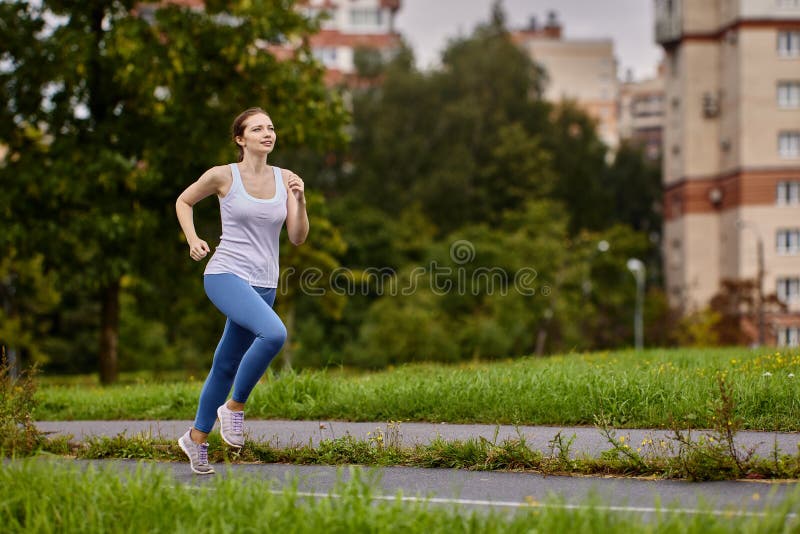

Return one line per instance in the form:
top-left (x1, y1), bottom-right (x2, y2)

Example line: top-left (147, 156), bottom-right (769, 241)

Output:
top-left (626, 258), bottom-right (646, 351)
top-left (737, 219), bottom-right (765, 346)
top-left (582, 240), bottom-right (611, 297)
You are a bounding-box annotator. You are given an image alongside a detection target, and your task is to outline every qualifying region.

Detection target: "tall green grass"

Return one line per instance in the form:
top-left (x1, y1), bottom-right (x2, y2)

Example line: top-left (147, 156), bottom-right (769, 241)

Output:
top-left (35, 348), bottom-right (800, 430)
top-left (1, 459), bottom-right (797, 533)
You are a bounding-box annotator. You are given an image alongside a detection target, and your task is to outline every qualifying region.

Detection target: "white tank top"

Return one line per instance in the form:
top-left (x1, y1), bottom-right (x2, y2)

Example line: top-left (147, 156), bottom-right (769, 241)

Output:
top-left (204, 163), bottom-right (287, 287)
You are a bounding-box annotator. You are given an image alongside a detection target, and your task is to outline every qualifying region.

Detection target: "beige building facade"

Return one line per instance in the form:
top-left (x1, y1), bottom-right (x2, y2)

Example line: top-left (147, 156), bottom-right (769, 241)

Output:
top-left (512, 13), bottom-right (619, 150)
top-left (300, 0), bottom-right (402, 86)
top-left (656, 0), bottom-right (800, 346)
top-left (618, 66), bottom-right (666, 160)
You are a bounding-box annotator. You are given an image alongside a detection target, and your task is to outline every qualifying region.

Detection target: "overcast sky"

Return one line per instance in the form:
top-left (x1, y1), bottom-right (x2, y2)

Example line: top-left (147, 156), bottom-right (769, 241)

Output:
top-left (394, 0), bottom-right (664, 81)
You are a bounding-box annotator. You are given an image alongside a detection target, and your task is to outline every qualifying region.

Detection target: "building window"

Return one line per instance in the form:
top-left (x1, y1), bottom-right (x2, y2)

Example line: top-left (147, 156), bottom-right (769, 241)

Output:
top-left (350, 8), bottom-right (383, 27)
top-left (313, 47), bottom-right (337, 67)
top-left (778, 277), bottom-right (800, 304)
top-left (777, 229), bottom-right (800, 254)
top-left (778, 31), bottom-right (800, 57)
top-left (777, 181), bottom-right (800, 204)
top-left (778, 81), bottom-right (800, 108)
top-left (779, 131), bottom-right (800, 157)
top-left (777, 326), bottom-right (800, 347)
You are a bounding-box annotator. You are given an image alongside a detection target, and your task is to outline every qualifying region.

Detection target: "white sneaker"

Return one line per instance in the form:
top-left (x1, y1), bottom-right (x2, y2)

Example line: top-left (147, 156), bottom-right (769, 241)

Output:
top-left (178, 429), bottom-right (215, 475)
top-left (217, 404), bottom-right (245, 448)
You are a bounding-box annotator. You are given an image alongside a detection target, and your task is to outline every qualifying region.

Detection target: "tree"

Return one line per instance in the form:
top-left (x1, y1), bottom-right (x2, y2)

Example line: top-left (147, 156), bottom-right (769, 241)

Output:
top-left (602, 141), bottom-right (662, 235)
top-left (344, 6), bottom-right (551, 235)
top-left (0, 1), bottom-right (348, 382)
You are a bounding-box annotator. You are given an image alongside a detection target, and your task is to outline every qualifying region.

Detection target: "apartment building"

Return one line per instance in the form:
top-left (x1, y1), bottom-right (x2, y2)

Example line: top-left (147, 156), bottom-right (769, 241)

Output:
top-left (512, 12), bottom-right (619, 150)
top-left (140, 1), bottom-right (402, 86)
top-left (618, 66), bottom-right (666, 160)
top-left (656, 0), bottom-right (800, 346)
top-left (300, 0), bottom-right (402, 85)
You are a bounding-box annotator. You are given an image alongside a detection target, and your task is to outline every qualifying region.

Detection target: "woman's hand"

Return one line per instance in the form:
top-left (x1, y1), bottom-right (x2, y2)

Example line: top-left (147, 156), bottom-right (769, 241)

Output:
top-left (287, 172), bottom-right (305, 204)
top-left (189, 239), bottom-right (211, 261)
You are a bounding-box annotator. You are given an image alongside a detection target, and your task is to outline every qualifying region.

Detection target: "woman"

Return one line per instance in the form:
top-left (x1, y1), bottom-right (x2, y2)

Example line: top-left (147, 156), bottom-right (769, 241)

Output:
top-left (175, 107), bottom-right (308, 474)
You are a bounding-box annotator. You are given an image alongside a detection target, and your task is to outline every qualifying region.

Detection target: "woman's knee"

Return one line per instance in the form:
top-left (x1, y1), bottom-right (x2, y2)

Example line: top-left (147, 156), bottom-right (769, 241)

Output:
top-left (255, 321), bottom-right (287, 349)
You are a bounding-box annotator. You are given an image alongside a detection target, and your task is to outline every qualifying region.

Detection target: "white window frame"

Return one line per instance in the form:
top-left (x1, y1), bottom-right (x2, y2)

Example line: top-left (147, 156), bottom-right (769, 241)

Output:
top-left (349, 8), bottom-right (383, 28)
top-left (779, 131), bottom-right (800, 158)
top-left (777, 326), bottom-right (800, 347)
top-left (777, 229), bottom-right (800, 254)
top-left (777, 277), bottom-right (800, 304)
top-left (777, 181), bottom-right (800, 205)
top-left (778, 31), bottom-right (800, 57)
top-left (778, 81), bottom-right (800, 108)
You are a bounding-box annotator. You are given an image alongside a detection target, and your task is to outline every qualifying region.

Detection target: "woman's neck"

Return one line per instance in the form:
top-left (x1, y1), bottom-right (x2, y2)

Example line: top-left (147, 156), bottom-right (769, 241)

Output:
top-left (239, 152), bottom-right (269, 175)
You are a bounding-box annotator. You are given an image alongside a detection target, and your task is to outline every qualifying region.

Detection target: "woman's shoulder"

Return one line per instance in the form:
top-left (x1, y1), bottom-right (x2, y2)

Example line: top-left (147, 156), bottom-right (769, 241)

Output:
top-left (277, 166), bottom-right (298, 182)
top-left (201, 164), bottom-right (234, 184)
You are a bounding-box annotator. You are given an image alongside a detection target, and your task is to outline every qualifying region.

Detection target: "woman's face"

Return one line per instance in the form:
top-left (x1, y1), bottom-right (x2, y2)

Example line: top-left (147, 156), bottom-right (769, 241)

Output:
top-left (237, 113), bottom-right (276, 155)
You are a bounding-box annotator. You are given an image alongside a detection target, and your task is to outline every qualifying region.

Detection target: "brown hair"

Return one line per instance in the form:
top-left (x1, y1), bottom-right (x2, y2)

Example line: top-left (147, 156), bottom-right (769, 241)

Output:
top-left (231, 107), bottom-right (270, 162)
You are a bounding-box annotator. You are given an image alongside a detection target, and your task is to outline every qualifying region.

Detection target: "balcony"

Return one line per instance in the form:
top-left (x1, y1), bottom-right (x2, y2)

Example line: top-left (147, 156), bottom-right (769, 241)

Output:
top-left (655, 0), bottom-right (682, 45)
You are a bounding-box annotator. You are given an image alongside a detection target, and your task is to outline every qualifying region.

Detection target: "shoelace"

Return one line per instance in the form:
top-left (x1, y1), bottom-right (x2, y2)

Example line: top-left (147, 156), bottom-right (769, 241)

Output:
top-left (198, 443), bottom-right (209, 464)
top-left (231, 411), bottom-right (244, 434)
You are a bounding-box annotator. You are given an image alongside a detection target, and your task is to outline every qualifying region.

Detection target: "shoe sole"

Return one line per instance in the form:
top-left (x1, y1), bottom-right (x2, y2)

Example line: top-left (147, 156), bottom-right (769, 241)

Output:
top-left (217, 406), bottom-right (244, 448)
top-left (178, 438), bottom-right (215, 475)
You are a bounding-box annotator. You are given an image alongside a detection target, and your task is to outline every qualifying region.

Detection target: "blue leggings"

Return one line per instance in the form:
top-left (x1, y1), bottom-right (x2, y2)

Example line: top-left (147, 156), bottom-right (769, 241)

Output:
top-left (193, 273), bottom-right (287, 434)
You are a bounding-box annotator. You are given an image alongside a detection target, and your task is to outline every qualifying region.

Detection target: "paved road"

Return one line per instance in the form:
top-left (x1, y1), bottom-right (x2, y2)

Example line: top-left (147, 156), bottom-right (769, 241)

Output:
top-left (27, 420), bottom-right (800, 519)
top-left (19, 458), bottom-right (800, 520)
top-left (37, 419), bottom-right (800, 459)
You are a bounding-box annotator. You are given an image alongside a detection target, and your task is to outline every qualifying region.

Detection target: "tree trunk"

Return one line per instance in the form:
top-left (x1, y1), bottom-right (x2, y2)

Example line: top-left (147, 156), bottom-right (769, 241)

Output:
top-left (98, 279), bottom-right (120, 385)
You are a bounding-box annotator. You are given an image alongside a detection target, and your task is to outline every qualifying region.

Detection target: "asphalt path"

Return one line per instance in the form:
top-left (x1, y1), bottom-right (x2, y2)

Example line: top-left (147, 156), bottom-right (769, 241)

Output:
top-left (37, 419), bottom-right (800, 459)
top-left (25, 420), bottom-right (800, 520)
top-left (18, 458), bottom-right (800, 521)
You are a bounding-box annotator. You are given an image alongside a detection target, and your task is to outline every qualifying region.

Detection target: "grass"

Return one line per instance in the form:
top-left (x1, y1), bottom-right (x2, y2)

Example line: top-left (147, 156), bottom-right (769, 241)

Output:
top-left (2, 459), bottom-right (798, 533)
top-left (35, 347), bottom-right (800, 430)
top-left (16, 365), bottom-right (800, 482)
top-left (58, 420), bottom-right (800, 482)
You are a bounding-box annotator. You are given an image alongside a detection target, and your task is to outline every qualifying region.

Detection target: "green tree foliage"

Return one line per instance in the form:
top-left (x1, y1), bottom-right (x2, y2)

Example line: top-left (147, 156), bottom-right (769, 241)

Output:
top-left (306, 3), bottom-right (668, 364)
top-left (602, 141), bottom-right (663, 234)
top-left (0, 250), bottom-right (60, 364)
top-left (346, 200), bottom-right (656, 365)
top-left (343, 20), bottom-right (551, 235)
top-left (1, 0), bottom-right (671, 375)
top-left (0, 1), bottom-right (347, 382)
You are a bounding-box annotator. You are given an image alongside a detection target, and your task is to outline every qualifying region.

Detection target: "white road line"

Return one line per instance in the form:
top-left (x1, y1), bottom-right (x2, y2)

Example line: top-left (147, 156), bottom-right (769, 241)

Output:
top-left (184, 486), bottom-right (796, 518)
top-left (290, 491), bottom-right (796, 518)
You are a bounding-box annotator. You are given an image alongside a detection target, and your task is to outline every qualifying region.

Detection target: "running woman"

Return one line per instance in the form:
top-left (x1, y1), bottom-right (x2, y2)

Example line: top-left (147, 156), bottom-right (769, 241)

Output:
top-left (175, 107), bottom-right (308, 474)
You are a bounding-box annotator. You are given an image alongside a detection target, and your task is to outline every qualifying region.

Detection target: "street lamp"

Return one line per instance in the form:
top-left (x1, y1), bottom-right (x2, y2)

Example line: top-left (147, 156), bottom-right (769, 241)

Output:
top-left (582, 240), bottom-right (611, 297)
top-left (736, 219), bottom-right (765, 346)
top-left (626, 258), bottom-right (646, 351)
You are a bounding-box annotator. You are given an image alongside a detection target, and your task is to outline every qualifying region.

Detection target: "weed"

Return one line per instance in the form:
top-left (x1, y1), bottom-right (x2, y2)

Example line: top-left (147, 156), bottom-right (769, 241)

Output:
top-left (0, 346), bottom-right (46, 456)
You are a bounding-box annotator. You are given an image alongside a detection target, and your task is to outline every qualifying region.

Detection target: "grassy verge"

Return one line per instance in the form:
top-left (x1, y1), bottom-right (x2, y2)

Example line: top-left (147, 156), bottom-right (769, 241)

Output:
top-left (18, 371), bottom-right (800, 482)
top-left (36, 348), bottom-right (800, 430)
top-left (49, 393), bottom-right (800, 483)
top-left (2, 459), bottom-right (798, 533)
top-left (61, 431), bottom-right (800, 482)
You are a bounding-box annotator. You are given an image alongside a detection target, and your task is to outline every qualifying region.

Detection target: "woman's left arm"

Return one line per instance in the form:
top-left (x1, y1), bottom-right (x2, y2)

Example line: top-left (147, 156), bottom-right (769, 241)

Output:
top-left (284, 169), bottom-right (309, 245)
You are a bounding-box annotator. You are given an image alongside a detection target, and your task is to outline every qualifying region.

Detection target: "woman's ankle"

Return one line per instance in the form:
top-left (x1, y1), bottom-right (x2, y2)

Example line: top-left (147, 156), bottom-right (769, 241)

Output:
top-left (190, 428), bottom-right (208, 444)
top-left (226, 399), bottom-right (245, 412)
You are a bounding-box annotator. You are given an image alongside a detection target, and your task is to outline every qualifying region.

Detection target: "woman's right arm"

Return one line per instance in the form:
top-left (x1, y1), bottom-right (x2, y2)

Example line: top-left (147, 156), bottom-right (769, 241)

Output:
top-left (175, 166), bottom-right (227, 261)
